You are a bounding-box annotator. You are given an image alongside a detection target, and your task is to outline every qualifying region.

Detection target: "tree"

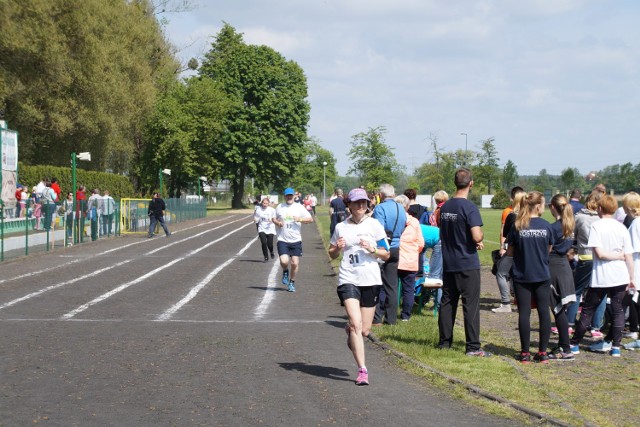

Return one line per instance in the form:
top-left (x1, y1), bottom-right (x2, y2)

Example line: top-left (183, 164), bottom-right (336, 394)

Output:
top-left (475, 137), bottom-right (500, 194)
top-left (0, 0), bottom-right (178, 173)
top-left (502, 160), bottom-right (518, 191)
top-left (347, 126), bottom-right (402, 191)
top-left (141, 76), bottom-right (230, 196)
top-left (199, 24), bottom-right (310, 208)
top-left (289, 137), bottom-right (337, 198)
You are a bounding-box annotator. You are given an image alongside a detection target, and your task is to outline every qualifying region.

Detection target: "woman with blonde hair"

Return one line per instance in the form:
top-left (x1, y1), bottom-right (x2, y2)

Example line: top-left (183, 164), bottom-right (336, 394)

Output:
top-left (547, 194), bottom-right (577, 360)
top-left (622, 192), bottom-right (640, 344)
top-left (567, 190), bottom-right (607, 340)
top-left (506, 191), bottom-right (554, 363)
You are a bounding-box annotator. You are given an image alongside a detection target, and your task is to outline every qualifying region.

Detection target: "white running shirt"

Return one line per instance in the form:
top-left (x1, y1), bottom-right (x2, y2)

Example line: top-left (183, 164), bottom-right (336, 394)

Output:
top-left (275, 202), bottom-right (312, 243)
top-left (254, 206), bottom-right (276, 235)
top-left (331, 216), bottom-right (387, 287)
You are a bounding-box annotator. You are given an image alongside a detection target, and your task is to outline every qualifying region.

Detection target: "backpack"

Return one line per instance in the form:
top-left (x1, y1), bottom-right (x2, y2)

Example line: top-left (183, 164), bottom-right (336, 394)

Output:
top-left (418, 209), bottom-right (431, 225)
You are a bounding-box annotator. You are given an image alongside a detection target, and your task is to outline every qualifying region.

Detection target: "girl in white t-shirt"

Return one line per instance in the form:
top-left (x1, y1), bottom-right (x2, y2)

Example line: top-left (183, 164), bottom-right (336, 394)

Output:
top-left (328, 188), bottom-right (389, 386)
top-left (254, 198), bottom-right (276, 262)
top-left (570, 195), bottom-right (635, 357)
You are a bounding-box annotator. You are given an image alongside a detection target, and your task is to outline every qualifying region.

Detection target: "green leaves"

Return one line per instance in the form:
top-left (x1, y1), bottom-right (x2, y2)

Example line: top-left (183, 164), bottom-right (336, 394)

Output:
top-left (199, 24), bottom-right (310, 207)
top-left (347, 126), bottom-right (402, 191)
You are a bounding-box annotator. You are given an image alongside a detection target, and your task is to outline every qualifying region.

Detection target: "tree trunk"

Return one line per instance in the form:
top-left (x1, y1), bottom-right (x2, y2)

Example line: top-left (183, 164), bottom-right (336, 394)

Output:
top-left (231, 173), bottom-right (245, 209)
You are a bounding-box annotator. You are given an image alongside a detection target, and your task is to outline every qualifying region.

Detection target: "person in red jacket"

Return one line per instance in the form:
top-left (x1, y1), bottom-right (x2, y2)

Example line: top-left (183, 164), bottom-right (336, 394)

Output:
top-left (51, 177), bottom-right (62, 201)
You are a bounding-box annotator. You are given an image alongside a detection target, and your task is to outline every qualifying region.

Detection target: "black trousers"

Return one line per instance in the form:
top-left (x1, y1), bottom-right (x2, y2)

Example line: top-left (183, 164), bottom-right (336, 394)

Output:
top-left (374, 246), bottom-right (400, 325)
top-left (258, 232), bottom-right (274, 258)
top-left (438, 270), bottom-right (481, 352)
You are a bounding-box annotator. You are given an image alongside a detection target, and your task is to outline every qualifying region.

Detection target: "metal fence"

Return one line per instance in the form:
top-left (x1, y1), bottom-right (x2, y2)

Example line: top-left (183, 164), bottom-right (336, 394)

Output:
top-left (1, 197), bottom-right (206, 262)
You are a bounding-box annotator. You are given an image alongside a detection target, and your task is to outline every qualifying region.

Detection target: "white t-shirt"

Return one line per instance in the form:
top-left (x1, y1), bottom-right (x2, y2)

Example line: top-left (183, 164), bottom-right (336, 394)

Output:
top-left (628, 217), bottom-right (640, 285)
top-left (254, 206), bottom-right (276, 235)
top-left (275, 202), bottom-right (312, 243)
top-left (330, 216), bottom-right (387, 287)
top-left (588, 218), bottom-right (633, 288)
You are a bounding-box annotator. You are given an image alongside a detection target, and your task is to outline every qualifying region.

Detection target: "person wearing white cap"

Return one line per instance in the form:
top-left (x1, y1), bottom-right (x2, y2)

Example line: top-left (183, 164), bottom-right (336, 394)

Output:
top-left (273, 187), bottom-right (313, 292)
top-left (329, 187), bottom-right (390, 385)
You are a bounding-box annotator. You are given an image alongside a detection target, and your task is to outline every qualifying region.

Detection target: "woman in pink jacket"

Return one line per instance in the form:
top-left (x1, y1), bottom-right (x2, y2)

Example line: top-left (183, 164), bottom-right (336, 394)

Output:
top-left (395, 194), bottom-right (425, 321)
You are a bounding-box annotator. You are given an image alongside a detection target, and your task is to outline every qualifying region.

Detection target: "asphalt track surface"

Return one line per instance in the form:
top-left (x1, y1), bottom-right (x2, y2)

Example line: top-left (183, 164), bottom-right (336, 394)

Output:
top-left (0, 214), bottom-right (518, 426)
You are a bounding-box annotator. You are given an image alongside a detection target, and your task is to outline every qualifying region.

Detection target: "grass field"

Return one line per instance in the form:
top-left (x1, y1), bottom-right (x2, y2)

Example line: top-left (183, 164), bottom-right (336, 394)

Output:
top-left (314, 205), bottom-right (638, 427)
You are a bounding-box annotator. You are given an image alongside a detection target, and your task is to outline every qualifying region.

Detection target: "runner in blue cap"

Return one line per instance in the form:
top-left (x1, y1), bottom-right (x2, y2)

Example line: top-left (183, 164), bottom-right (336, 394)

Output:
top-left (273, 187), bottom-right (314, 292)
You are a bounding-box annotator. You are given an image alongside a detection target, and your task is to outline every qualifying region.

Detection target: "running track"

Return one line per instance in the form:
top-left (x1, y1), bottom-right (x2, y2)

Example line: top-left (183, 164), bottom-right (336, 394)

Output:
top-left (0, 214), bottom-right (518, 426)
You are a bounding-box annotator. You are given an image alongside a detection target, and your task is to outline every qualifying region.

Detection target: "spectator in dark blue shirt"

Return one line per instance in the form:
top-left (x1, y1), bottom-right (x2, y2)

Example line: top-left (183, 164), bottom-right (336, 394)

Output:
top-left (569, 188), bottom-right (584, 215)
top-left (437, 168), bottom-right (488, 356)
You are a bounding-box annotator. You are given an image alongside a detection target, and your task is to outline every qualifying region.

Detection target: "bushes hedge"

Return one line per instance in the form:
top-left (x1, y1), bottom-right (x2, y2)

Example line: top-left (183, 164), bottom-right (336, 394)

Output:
top-left (17, 162), bottom-right (134, 200)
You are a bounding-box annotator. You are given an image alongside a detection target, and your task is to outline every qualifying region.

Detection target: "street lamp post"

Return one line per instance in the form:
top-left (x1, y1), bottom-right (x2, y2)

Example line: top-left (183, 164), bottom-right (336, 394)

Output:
top-left (322, 161), bottom-right (328, 206)
top-left (71, 152), bottom-right (91, 244)
top-left (198, 176), bottom-right (207, 198)
top-left (159, 168), bottom-right (171, 196)
top-left (460, 133), bottom-right (468, 165)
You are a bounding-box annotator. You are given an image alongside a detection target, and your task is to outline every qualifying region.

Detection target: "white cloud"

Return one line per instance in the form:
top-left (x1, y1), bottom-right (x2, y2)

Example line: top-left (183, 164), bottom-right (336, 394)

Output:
top-left (162, 0), bottom-right (640, 176)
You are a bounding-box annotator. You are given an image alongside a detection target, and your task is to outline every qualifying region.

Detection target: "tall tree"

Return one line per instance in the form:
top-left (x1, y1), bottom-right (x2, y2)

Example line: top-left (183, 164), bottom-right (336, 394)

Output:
top-left (289, 138), bottom-right (337, 199)
top-left (142, 76), bottom-right (230, 196)
top-left (475, 137), bottom-right (500, 194)
top-left (347, 126), bottom-right (402, 191)
top-left (502, 160), bottom-right (519, 191)
top-left (199, 23), bottom-right (310, 208)
top-left (0, 0), bottom-right (178, 172)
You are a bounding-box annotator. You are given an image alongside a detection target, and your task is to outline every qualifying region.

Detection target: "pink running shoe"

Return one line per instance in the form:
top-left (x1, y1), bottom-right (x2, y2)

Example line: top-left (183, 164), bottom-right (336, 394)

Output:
top-left (355, 368), bottom-right (369, 386)
top-left (551, 326), bottom-right (574, 335)
top-left (589, 330), bottom-right (604, 338)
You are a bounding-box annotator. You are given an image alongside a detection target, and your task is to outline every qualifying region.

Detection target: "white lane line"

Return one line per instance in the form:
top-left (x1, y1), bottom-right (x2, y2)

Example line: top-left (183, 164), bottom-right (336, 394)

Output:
top-left (253, 259), bottom-right (281, 320)
top-left (0, 215), bottom-right (245, 284)
top-left (157, 237), bottom-right (258, 321)
top-left (61, 221), bottom-right (255, 320)
top-left (0, 217), bottom-right (251, 311)
top-left (0, 318), bottom-right (327, 324)
top-left (0, 260), bottom-right (132, 312)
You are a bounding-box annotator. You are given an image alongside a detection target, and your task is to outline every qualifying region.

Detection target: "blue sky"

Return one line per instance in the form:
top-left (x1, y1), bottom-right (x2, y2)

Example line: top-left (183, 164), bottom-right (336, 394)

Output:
top-left (161, 0), bottom-right (639, 177)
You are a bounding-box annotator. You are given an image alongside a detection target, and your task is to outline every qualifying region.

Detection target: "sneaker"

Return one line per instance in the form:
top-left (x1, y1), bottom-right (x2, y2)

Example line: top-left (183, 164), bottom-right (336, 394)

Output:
top-left (588, 329), bottom-right (604, 338)
top-left (623, 331), bottom-right (639, 339)
top-left (355, 368), bottom-right (369, 386)
top-left (466, 349), bottom-right (493, 357)
top-left (570, 344), bottom-right (580, 354)
top-left (609, 347), bottom-right (621, 357)
top-left (533, 352), bottom-right (549, 364)
top-left (588, 340), bottom-right (612, 353)
top-left (551, 326), bottom-right (574, 335)
top-left (270, 252), bottom-right (275, 259)
top-left (281, 270), bottom-right (289, 285)
top-left (515, 352), bottom-right (531, 364)
top-left (264, 257), bottom-right (269, 263)
top-left (287, 281), bottom-right (296, 292)
top-left (491, 304), bottom-right (511, 313)
top-left (165, 232), bottom-right (171, 237)
top-left (623, 340), bottom-right (640, 350)
top-left (548, 347), bottom-right (575, 361)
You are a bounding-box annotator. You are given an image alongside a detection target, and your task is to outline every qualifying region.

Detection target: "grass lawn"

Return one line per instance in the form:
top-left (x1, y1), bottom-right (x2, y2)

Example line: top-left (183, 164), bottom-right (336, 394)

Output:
top-left (314, 205), bottom-right (638, 427)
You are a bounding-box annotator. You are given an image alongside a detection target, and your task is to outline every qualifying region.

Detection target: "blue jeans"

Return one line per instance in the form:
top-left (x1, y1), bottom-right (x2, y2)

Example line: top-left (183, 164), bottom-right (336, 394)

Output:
top-left (148, 215), bottom-right (170, 236)
top-left (101, 214), bottom-right (114, 236)
top-left (399, 270), bottom-right (417, 320)
top-left (428, 241), bottom-right (443, 280)
top-left (567, 260), bottom-right (606, 330)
